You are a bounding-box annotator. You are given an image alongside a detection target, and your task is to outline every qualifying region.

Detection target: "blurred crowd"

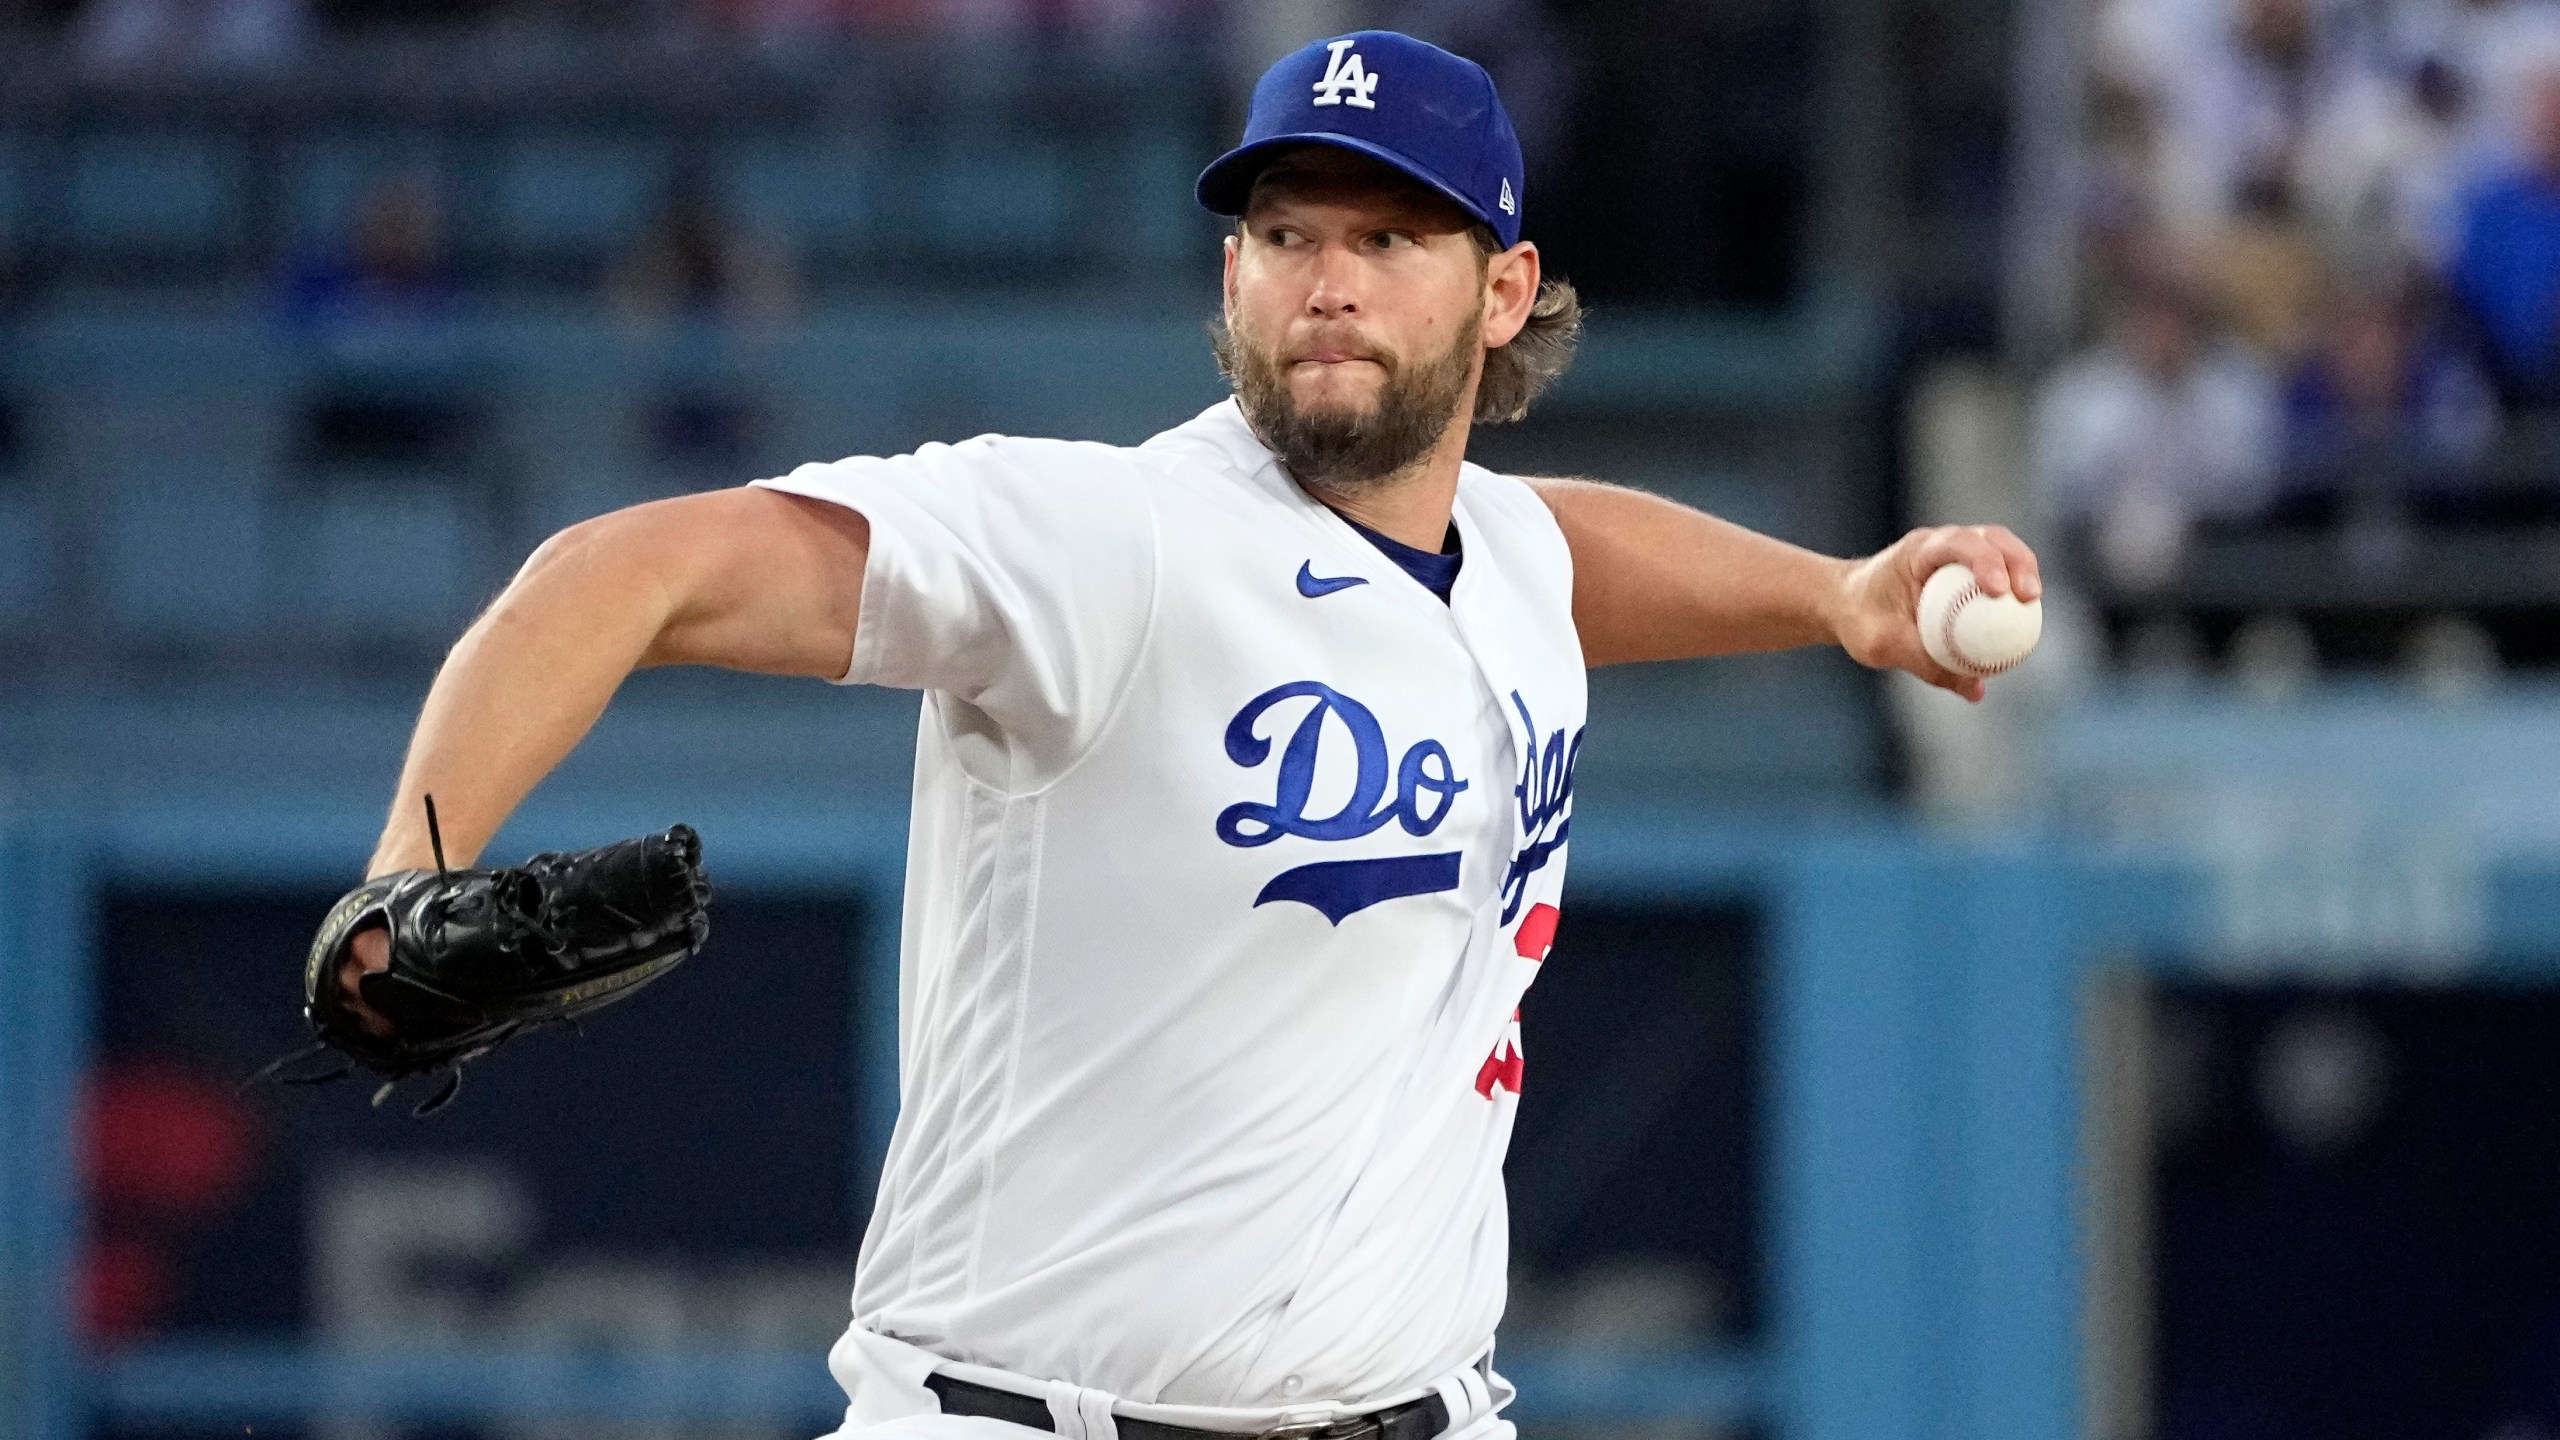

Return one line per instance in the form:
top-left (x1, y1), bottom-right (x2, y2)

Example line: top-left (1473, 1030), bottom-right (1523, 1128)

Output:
top-left (265, 162), bottom-right (794, 477)
top-left (49, 0), bottom-right (1222, 70)
top-left (2038, 0), bottom-right (2560, 602)
top-left (274, 166), bottom-right (795, 331)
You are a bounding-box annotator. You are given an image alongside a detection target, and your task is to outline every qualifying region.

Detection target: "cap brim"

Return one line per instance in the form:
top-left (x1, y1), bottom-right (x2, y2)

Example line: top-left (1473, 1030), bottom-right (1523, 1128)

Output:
top-left (1195, 134), bottom-right (1497, 235)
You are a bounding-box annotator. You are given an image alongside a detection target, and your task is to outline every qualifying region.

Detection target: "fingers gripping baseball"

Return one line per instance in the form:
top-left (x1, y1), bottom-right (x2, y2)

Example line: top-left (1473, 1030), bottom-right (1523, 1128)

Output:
top-left (1906, 524), bottom-right (2040, 602)
top-left (1837, 525), bottom-right (2046, 702)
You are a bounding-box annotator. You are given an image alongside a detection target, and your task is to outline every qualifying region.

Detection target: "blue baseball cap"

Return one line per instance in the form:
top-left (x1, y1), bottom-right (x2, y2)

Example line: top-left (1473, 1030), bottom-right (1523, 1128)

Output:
top-left (1196, 31), bottom-right (1525, 249)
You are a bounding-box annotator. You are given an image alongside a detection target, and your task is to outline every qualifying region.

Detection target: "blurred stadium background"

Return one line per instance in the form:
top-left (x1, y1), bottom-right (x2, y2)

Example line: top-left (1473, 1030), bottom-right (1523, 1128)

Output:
top-left (7, 0), bottom-right (2560, 1435)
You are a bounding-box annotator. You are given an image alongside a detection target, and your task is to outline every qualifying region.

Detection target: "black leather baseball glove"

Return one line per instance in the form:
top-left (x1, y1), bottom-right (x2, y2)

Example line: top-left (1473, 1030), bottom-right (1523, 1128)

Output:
top-left (269, 800), bottom-right (712, 1114)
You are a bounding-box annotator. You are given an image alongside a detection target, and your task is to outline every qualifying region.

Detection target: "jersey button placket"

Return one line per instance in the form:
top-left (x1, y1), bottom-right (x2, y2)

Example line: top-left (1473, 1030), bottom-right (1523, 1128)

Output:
top-left (1279, 1376), bottom-right (1304, 1398)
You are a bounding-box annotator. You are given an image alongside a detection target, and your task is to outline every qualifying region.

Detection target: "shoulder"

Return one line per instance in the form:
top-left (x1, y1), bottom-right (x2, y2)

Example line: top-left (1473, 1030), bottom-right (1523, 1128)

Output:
top-left (1131, 399), bottom-right (1280, 483)
top-left (952, 433), bottom-right (1164, 493)
top-left (1458, 465), bottom-right (1565, 529)
top-left (888, 431), bottom-right (1158, 481)
top-left (754, 430), bottom-right (1159, 512)
top-left (1456, 464), bottom-right (1574, 569)
top-left (834, 403), bottom-right (1267, 497)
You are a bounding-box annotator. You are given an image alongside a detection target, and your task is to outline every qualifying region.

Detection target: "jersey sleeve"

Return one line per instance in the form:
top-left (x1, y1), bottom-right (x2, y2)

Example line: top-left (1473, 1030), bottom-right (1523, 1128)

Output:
top-left (751, 435), bottom-right (1159, 759)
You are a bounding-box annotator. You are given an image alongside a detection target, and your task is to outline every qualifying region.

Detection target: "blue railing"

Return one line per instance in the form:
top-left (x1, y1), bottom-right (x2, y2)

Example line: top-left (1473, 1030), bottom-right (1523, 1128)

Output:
top-left (3, 796), bottom-right (2096, 1440)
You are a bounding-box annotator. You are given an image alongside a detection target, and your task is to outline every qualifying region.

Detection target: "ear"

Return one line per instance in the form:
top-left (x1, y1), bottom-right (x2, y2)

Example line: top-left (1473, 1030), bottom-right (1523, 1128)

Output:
top-left (1223, 231), bottom-right (1240, 313)
top-left (1481, 241), bottom-right (1540, 349)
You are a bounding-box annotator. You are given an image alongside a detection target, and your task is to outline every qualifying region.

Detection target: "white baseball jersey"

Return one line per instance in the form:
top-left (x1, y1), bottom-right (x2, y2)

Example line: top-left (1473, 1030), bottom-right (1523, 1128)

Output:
top-left (751, 400), bottom-right (1586, 1437)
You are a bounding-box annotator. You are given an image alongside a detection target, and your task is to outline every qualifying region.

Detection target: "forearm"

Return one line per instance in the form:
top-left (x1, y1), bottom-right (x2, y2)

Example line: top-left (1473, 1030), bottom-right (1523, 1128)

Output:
top-left (364, 520), bottom-right (681, 877)
top-left (1530, 477), bottom-right (1850, 666)
top-left (359, 489), bottom-right (863, 878)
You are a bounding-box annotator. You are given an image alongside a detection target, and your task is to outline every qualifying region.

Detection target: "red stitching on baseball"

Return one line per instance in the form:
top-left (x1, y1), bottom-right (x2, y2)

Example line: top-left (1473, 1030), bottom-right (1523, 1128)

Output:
top-left (1940, 578), bottom-right (2022, 678)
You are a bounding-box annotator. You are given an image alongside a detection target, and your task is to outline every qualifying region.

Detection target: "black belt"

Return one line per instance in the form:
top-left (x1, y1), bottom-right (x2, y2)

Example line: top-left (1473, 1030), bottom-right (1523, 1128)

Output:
top-left (926, 1374), bottom-right (1450, 1440)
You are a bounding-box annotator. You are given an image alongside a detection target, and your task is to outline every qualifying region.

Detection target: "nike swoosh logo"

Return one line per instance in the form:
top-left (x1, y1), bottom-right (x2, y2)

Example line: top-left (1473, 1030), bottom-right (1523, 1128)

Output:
top-left (1296, 561), bottom-right (1369, 598)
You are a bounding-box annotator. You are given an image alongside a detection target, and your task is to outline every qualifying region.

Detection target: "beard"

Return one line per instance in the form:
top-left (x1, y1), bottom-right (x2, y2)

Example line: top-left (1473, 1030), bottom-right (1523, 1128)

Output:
top-left (1213, 307), bottom-right (1481, 497)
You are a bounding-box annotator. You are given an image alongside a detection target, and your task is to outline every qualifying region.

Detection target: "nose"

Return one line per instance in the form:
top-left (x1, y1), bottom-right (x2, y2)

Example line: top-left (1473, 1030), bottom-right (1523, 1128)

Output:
top-left (1304, 242), bottom-right (1362, 318)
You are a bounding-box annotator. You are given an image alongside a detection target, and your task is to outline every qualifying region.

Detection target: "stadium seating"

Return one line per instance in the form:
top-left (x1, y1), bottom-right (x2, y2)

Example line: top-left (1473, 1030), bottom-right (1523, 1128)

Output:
top-left (60, 132), bottom-right (244, 271)
top-left (0, 135), bottom-right (26, 258)
top-left (720, 140), bottom-right (880, 267)
top-left (488, 135), bottom-right (669, 278)
top-left (278, 135), bottom-right (445, 249)
top-left (907, 136), bottom-right (1074, 264)
top-left (0, 397), bottom-right (41, 628)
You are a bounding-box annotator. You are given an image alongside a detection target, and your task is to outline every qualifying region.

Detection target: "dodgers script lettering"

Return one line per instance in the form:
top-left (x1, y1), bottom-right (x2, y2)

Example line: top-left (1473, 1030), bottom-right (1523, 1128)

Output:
top-left (1498, 692), bottom-right (1580, 924)
top-left (1217, 681), bottom-right (1467, 846)
top-left (1216, 681), bottom-right (1467, 923)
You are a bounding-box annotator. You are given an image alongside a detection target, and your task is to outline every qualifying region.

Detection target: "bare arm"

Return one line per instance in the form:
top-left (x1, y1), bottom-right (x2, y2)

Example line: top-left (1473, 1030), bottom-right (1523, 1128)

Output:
top-left (1526, 477), bottom-right (2041, 700)
top-left (364, 486), bottom-right (869, 877)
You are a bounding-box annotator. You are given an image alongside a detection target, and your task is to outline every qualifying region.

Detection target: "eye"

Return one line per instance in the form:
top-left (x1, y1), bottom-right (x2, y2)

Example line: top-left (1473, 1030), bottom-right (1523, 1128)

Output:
top-left (1366, 231), bottom-right (1416, 251)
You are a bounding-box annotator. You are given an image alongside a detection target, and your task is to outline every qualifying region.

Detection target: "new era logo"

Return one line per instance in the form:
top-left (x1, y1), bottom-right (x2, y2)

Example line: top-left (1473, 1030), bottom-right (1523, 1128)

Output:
top-left (1312, 38), bottom-right (1380, 109)
top-left (1498, 178), bottom-right (1515, 215)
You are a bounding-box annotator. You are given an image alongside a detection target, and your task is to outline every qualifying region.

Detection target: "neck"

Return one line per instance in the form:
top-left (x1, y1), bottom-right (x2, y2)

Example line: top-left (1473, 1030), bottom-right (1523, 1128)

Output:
top-left (1293, 409), bottom-right (1474, 551)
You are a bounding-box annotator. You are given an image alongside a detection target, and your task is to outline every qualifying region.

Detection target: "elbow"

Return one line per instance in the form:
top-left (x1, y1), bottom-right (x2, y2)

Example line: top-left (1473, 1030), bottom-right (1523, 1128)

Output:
top-left (517, 510), bottom-right (628, 583)
top-left (474, 507), bottom-right (684, 645)
top-left (516, 506), bottom-right (685, 594)
top-left (500, 520), bottom-right (595, 607)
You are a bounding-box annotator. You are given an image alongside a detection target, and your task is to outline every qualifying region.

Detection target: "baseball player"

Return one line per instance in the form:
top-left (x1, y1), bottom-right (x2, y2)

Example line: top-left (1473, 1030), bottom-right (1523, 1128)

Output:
top-left (305, 28), bottom-right (2042, 1440)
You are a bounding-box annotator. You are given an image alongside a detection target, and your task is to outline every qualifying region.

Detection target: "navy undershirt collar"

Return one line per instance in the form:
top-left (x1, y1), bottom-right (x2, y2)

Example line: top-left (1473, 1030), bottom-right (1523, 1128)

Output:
top-left (1331, 509), bottom-right (1463, 602)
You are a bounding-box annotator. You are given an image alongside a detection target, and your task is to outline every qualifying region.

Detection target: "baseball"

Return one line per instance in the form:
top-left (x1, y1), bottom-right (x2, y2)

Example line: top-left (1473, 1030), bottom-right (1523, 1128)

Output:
top-left (1916, 562), bottom-right (2042, 677)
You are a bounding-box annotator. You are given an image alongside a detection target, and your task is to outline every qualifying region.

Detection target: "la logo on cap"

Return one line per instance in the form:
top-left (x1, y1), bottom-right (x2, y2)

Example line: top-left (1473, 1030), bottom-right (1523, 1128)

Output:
top-left (1311, 38), bottom-right (1380, 109)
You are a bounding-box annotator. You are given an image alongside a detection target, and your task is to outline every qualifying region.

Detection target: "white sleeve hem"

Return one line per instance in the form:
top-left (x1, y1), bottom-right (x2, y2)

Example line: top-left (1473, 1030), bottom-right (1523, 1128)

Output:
top-left (748, 473), bottom-right (891, 686)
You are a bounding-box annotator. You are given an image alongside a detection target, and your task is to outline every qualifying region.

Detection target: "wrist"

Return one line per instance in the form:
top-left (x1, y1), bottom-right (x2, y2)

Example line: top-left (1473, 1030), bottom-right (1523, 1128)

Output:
top-left (364, 845), bottom-right (432, 881)
top-left (1811, 554), bottom-right (1862, 650)
top-left (365, 816), bottom-right (451, 879)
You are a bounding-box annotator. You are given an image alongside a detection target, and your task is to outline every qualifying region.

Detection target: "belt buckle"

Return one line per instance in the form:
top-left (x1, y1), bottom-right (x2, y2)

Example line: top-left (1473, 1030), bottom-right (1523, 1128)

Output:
top-left (1251, 1418), bottom-right (1376, 1440)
